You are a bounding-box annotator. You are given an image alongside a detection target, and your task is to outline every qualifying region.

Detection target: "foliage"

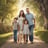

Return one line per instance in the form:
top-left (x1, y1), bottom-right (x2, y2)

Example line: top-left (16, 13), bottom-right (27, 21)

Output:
top-left (35, 31), bottom-right (48, 43)
top-left (0, 0), bottom-right (18, 22)
top-left (0, 0), bottom-right (19, 34)
top-left (0, 32), bottom-right (12, 47)
top-left (24, 0), bottom-right (48, 30)
top-left (0, 23), bottom-right (12, 34)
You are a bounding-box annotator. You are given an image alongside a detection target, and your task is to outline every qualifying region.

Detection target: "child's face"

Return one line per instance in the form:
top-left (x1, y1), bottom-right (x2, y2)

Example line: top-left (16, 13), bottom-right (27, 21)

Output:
top-left (14, 19), bottom-right (17, 22)
top-left (25, 21), bottom-right (28, 24)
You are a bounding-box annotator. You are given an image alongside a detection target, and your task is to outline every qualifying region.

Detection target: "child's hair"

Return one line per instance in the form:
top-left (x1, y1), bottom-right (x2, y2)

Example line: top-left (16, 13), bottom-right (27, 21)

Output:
top-left (23, 19), bottom-right (28, 24)
top-left (14, 17), bottom-right (18, 20)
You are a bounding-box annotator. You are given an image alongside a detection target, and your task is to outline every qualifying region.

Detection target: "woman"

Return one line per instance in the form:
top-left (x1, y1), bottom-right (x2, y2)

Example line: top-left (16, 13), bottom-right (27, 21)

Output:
top-left (17, 10), bottom-right (25, 43)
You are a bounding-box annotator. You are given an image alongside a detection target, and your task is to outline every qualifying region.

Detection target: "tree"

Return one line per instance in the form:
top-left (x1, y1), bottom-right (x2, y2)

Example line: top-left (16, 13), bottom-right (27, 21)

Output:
top-left (24, 0), bottom-right (48, 30)
top-left (0, 0), bottom-right (18, 23)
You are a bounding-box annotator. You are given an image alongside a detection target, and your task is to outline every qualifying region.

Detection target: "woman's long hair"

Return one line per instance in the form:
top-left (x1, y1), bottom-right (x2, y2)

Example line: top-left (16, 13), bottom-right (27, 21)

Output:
top-left (19, 10), bottom-right (25, 18)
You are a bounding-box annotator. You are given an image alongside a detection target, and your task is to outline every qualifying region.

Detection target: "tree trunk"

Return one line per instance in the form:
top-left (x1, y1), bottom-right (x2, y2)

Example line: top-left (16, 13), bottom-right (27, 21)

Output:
top-left (39, 0), bottom-right (48, 30)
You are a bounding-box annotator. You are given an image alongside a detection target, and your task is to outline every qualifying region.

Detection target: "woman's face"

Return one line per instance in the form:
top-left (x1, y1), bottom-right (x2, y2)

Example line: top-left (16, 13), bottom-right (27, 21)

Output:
top-left (20, 11), bottom-right (24, 16)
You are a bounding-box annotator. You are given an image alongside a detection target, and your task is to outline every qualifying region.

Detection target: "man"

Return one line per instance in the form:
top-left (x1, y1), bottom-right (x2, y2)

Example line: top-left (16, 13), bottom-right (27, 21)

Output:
top-left (25, 8), bottom-right (35, 44)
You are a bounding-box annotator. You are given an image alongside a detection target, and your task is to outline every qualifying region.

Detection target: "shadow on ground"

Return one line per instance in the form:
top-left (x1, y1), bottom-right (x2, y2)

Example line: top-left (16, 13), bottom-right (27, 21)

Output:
top-left (1, 34), bottom-right (48, 48)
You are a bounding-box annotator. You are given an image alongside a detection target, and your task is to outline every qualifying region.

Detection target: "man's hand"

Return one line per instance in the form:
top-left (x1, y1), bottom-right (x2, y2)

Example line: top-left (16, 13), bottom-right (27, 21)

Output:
top-left (34, 19), bottom-right (35, 28)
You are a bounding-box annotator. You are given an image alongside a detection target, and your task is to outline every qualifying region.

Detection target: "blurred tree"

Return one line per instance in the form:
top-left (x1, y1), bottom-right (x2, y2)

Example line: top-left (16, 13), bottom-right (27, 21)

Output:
top-left (0, 0), bottom-right (18, 23)
top-left (35, 0), bottom-right (48, 30)
top-left (24, 0), bottom-right (48, 30)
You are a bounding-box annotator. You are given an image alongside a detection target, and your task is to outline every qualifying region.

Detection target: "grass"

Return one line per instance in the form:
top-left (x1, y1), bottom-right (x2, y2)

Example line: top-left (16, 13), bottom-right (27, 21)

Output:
top-left (35, 31), bottom-right (48, 43)
top-left (0, 32), bottom-right (13, 47)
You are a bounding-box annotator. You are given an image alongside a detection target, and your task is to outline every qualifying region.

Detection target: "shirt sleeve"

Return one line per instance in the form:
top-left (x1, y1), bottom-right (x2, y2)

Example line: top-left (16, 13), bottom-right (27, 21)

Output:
top-left (31, 14), bottom-right (35, 19)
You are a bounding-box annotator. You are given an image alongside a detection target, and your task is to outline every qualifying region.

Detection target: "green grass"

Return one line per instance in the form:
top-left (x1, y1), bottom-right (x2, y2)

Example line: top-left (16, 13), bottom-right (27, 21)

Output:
top-left (0, 32), bottom-right (13, 47)
top-left (35, 31), bottom-right (48, 43)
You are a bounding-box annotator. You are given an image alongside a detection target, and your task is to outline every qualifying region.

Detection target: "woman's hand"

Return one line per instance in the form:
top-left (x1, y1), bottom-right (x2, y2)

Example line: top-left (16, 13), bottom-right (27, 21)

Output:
top-left (18, 25), bottom-right (20, 31)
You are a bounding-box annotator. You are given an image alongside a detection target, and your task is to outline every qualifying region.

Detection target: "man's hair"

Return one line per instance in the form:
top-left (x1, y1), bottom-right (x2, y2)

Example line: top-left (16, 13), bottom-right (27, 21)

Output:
top-left (26, 8), bottom-right (29, 9)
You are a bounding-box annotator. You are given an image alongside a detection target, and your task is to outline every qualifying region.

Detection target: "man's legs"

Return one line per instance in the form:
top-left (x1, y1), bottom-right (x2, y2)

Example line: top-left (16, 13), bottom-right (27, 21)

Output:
top-left (14, 30), bottom-right (17, 42)
top-left (29, 25), bottom-right (34, 43)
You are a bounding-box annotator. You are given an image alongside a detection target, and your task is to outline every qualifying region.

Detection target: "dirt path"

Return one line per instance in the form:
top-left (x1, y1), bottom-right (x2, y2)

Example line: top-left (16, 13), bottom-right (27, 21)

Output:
top-left (1, 33), bottom-right (48, 48)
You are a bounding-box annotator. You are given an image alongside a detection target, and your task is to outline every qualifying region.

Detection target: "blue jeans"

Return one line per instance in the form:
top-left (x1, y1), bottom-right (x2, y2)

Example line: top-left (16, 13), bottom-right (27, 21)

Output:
top-left (13, 30), bottom-right (17, 41)
top-left (29, 25), bottom-right (34, 42)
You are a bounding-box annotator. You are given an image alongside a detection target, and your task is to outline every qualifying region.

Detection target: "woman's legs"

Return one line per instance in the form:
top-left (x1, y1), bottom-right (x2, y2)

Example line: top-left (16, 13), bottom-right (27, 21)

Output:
top-left (18, 34), bottom-right (21, 43)
top-left (17, 33), bottom-right (20, 43)
top-left (18, 34), bottom-right (22, 43)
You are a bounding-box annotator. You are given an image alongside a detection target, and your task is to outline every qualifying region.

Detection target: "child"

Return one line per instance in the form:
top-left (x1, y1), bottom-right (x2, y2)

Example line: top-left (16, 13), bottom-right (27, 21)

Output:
top-left (12, 18), bottom-right (18, 43)
top-left (17, 10), bottom-right (25, 43)
top-left (23, 19), bottom-right (29, 43)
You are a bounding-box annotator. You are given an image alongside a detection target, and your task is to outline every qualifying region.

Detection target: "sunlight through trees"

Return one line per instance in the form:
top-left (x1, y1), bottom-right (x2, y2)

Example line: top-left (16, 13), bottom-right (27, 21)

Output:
top-left (0, 0), bottom-right (48, 32)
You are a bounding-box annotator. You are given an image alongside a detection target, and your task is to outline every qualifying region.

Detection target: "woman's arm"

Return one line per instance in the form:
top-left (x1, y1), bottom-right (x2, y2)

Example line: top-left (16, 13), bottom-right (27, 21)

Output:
top-left (22, 23), bottom-right (24, 31)
top-left (17, 23), bottom-right (20, 31)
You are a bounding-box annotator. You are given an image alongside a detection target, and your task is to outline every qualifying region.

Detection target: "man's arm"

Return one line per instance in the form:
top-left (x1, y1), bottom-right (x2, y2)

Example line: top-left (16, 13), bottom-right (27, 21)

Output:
top-left (32, 13), bottom-right (35, 27)
top-left (34, 18), bottom-right (35, 28)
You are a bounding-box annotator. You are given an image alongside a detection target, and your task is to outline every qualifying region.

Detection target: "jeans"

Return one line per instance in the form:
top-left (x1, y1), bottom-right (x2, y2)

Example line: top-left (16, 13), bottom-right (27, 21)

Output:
top-left (13, 30), bottom-right (17, 41)
top-left (29, 25), bottom-right (34, 42)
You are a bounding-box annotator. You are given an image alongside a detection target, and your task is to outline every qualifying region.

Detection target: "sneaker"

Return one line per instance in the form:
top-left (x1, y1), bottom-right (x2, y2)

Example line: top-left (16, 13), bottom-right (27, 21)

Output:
top-left (31, 41), bottom-right (33, 44)
top-left (26, 40), bottom-right (28, 43)
top-left (14, 40), bottom-right (17, 43)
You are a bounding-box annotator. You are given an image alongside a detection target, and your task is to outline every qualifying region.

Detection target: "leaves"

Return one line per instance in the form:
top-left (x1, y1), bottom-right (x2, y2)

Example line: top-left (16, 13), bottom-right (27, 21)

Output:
top-left (0, 0), bottom-right (18, 23)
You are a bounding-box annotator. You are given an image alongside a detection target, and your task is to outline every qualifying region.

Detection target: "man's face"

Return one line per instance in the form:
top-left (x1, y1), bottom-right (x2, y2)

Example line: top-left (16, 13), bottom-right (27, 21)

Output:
top-left (26, 8), bottom-right (29, 13)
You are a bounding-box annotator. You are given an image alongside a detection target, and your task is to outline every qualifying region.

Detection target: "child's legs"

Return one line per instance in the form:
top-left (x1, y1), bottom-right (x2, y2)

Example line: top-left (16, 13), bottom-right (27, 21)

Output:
top-left (23, 34), bottom-right (26, 43)
top-left (26, 34), bottom-right (28, 42)
top-left (23, 35), bottom-right (25, 42)
top-left (13, 30), bottom-right (17, 41)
